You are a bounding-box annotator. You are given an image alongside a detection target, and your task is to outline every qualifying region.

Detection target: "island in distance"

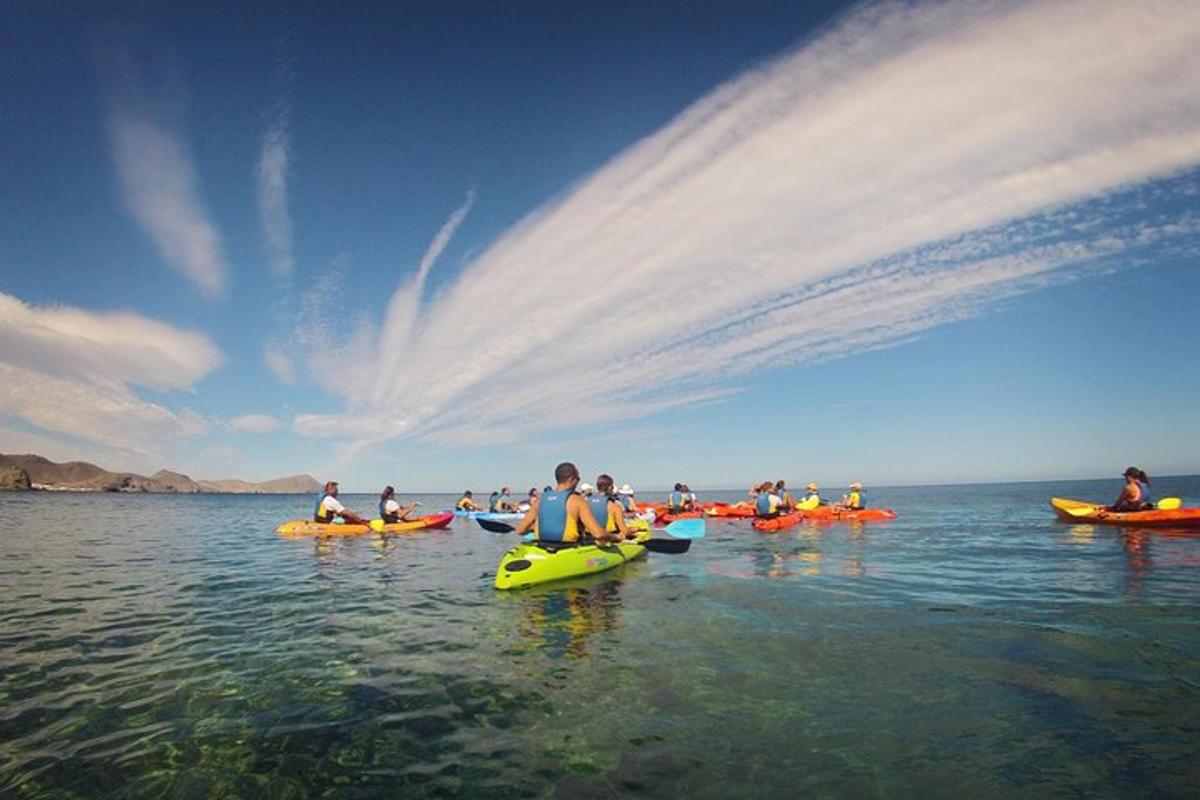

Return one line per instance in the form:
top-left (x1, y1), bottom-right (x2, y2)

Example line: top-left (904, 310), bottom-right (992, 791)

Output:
top-left (0, 453), bottom-right (320, 494)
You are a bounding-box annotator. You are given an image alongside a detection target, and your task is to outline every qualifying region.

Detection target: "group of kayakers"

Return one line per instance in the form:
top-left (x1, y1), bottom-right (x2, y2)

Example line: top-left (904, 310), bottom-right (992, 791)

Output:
top-left (748, 479), bottom-right (865, 518)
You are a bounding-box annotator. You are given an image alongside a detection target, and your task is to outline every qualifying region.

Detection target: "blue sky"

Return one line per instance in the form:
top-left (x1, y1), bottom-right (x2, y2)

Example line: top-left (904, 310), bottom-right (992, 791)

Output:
top-left (2, 0), bottom-right (1199, 492)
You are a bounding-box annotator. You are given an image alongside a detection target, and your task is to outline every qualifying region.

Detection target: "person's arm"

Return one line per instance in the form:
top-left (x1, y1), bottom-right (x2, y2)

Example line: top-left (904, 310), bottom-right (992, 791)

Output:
top-left (571, 495), bottom-right (613, 542)
top-left (398, 502), bottom-right (419, 520)
top-left (609, 500), bottom-right (632, 538)
top-left (513, 499), bottom-right (539, 535)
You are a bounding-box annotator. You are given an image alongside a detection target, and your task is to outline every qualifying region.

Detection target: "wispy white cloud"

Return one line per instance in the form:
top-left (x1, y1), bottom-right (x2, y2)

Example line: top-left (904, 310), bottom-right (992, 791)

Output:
top-left (0, 292), bottom-right (222, 459)
top-left (227, 414), bottom-right (283, 434)
top-left (298, 0), bottom-right (1200, 453)
top-left (257, 122), bottom-right (294, 278)
top-left (263, 341), bottom-right (295, 385)
top-left (107, 101), bottom-right (228, 297)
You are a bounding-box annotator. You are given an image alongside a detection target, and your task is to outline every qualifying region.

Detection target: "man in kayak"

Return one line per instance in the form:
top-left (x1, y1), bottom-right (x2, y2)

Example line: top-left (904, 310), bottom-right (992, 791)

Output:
top-left (456, 491), bottom-right (482, 512)
top-left (491, 488), bottom-right (518, 513)
top-left (586, 474), bottom-right (634, 539)
top-left (1110, 467), bottom-right (1153, 511)
top-left (513, 462), bottom-right (617, 544)
top-left (314, 481), bottom-right (369, 525)
top-left (802, 483), bottom-right (822, 506)
top-left (379, 486), bottom-right (419, 523)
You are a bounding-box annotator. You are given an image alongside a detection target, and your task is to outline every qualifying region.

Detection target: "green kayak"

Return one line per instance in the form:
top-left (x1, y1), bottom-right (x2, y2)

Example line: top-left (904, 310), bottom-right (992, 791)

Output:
top-left (494, 533), bottom-right (649, 590)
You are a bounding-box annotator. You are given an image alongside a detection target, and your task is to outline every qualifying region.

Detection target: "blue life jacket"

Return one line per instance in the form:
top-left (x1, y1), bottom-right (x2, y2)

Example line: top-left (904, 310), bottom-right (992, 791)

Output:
top-left (537, 489), bottom-right (578, 543)
top-left (1138, 481), bottom-right (1152, 507)
top-left (620, 495), bottom-right (634, 512)
top-left (586, 494), bottom-right (611, 530)
top-left (669, 491), bottom-right (685, 510)
top-left (314, 493), bottom-right (336, 522)
top-left (489, 493), bottom-right (501, 512)
top-left (756, 493), bottom-right (775, 516)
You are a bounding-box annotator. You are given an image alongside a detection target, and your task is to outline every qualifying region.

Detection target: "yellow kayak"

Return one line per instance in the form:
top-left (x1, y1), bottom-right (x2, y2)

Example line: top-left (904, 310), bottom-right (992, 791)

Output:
top-left (275, 512), bottom-right (454, 537)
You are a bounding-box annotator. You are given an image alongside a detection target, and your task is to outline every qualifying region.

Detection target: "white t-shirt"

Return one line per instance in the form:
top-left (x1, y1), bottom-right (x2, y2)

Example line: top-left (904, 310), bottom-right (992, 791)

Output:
top-left (383, 498), bottom-right (401, 514)
top-left (321, 495), bottom-right (345, 514)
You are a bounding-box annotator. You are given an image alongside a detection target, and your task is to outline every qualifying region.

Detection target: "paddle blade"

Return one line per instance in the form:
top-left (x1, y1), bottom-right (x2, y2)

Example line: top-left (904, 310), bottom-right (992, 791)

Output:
top-left (368, 518), bottom-right (385, 532)
top-left (664, 518), bottom-right (706, 539)
top-left (642, 538), bottom-right (691, 554)
top-left (1157, 497), bottom-right (1182, 510)
top-left (1061, 505), bottom-right (1099, 517)
top-left (477, 518), bottom-right (516, 533)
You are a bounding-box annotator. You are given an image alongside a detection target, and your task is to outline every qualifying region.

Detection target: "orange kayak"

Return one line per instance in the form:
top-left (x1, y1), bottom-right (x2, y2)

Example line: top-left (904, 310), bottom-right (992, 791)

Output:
top-left (752, 513), bottom-right (802, 532)
top-left (275, 512), bottom-right (454, 536)
top-left (707, 502), bottom-right (756, 518)
top-left (1050, 498), bottom-right (1200, 528)
top-left (802, 506), bottom-right (896, 522)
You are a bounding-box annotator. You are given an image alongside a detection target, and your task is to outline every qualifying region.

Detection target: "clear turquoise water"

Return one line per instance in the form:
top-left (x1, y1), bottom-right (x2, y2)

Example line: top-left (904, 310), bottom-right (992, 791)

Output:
top-left (2, 478), bottom-right (1199, 798)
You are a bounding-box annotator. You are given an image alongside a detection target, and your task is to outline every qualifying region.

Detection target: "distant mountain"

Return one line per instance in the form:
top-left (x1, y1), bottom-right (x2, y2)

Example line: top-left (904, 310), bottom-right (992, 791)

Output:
top-left (0, 453), bottom-right (320, 494)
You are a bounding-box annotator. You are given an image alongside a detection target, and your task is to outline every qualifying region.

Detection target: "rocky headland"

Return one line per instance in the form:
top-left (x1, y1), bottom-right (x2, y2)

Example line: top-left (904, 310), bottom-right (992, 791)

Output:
top-left (0, 454), bottom-right (320, 494)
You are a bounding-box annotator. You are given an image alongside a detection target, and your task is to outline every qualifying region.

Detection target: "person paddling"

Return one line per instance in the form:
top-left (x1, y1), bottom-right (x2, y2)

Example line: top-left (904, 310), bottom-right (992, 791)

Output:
top-left (774, 480), bottom-right (793, 510)
top-left (379, 485), bottom-right (418, 523)
top-left (1110, 467), bottom-right (1153, 511)
top-left (803, 482), bottom-right (822, 506)
top-left (456, 491), bottom-right (482, 512)
top-left (314, 481), bottom-right (369, 525)
top-left (513, 462), bottom-right (616, 544)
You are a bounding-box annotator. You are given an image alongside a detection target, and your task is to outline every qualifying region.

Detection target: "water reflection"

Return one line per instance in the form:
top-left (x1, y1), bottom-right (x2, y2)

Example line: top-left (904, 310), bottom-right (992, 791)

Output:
top-left (513, 583), bottom-right (623, 660)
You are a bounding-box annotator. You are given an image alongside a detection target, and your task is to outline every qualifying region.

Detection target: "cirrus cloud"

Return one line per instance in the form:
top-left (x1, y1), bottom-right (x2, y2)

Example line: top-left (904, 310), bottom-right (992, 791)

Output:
top-left (296, 0), bottom-right (1200, 455)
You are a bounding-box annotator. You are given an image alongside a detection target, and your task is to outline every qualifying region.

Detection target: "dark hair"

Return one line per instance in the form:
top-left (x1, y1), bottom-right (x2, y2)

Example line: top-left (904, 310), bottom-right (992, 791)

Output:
top-left (324, 481), bottom-right (338, 494)
top-left (528, 488), bottom-right (538, 497)
top-left (463, 490), bottom-right (472, 497)
top-left (543, 485), bottom-right (552, 493)
top-left (596, 474), bottom-right (614, 493)
top-left (554, 462), bottom-right (579, 483)
top-left (1124, 467), bottom-right (1149, 484)
top-left (674, 482), bottom-right (682, 491)
top-left (380, 485), bottom-right (394, 503)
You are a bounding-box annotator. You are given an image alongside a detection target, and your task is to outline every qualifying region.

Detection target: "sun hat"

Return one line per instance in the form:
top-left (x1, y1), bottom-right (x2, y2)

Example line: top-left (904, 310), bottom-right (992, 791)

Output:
top-left (578, 482), bottom-right (594, 493)
top-left (806, 482), bottom-right (818, 491)
top-left (618, 484), bottom-right (634, 495)
top-left (849, 481), bottom-right (863, 489)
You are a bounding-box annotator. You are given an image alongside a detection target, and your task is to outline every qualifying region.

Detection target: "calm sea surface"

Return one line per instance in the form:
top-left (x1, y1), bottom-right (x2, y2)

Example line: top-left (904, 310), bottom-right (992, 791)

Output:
top-left (2, 478), bottom-right (1199, 799)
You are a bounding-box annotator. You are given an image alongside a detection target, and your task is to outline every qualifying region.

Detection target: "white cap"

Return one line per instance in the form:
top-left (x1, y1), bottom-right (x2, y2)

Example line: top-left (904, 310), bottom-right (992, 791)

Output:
top-left (618, 484), bottom-right (634, 495)
top-left (578, 482), bottom-right (594, 493)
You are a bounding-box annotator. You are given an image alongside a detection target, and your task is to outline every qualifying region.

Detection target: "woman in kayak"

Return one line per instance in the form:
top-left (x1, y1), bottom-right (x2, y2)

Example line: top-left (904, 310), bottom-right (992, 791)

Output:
top-left (774, 480), bottom-right (793, 510)
top-left (755, 484), bottom-right (787, 519)
top-left (585, 474), bottom-right (634, 539)
top-left (513, 462), bottom-right (616, 544)
top-left (491, 487), bottom-right (519, 512)
top-left (314, 481), bottom-right (369, 525)
top-left (617, 484), bottom-right (639, 514)
top-left (379, 486), bottom-right (418, 523)
top-left (456, 491), bottom-right (482, 512)
top-left (840, 482), bottom-right (866, 510)
top-left (1110, 467), bottom-right (1153, 511)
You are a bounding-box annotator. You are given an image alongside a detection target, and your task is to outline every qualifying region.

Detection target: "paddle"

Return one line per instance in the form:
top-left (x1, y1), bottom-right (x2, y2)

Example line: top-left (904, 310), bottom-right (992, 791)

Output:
top-left (475, 517), bottom-right (695, 553)
top-left (1157, 497), bottom-right (1182, 510)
